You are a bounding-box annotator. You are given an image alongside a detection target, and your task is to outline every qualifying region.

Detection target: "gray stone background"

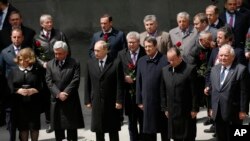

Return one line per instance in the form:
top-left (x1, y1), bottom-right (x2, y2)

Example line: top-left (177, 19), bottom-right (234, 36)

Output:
top-left (10, 0), bottom-right (223, 73)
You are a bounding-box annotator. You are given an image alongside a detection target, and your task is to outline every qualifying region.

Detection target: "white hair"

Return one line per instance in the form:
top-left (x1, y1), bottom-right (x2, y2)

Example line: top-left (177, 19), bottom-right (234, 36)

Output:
top-left (219, 44), bottom-right (235, 56)
top-left (53, 41), bottom-right (68, 51)
top-left (40, 14), bottom-right (53, 24)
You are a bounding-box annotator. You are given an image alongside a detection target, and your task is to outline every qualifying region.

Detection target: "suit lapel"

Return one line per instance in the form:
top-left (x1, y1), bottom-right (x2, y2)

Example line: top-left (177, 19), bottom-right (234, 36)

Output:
top-left (100, 56), bottom-right (113, 77)
top-left (126, 51), bottom-right (133, 64)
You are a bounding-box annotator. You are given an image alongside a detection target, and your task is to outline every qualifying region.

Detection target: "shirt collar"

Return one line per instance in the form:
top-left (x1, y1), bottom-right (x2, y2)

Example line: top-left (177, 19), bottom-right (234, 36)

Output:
top-left (13, 45), bottom-right (21, 50)
top-left (103, 28), bottom-right (112, 34)
top-left (100, 55), bottom-right (108, 63)
top-left (130, 48), bottom-right (140, 55)
top-left (19, 65), bottom-right (33, 71)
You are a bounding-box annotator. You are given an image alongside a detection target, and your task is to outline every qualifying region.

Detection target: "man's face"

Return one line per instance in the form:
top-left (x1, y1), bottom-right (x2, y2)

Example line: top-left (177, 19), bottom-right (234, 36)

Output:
top-left (206, 7), bottom-right (218, 24)
top-left (9, 13), bottom-right (22, 28)
top-left (94, 43), bottom-right (107, 60)
top-left (127, 37), bottom-right (140, 53)
top-left (167, 51), bottom-right (181, 68)
top-left (11, 30), bottom-right (24, 47)
top-left (54, 48), bottom-right (68, 61)
top-left (144, 20), bottom-right (157, 34)
top-left (193, 18), bottom-right (206, 33)
top-left (177, 17), bottom-right (189, 31)
top-left (225, 0), bottom-right (237, 13)
top-left (219, 47), bottom-right (235, 66)
top-left (236, 0), bottom-right (243, 8)
top-left (217, 31), bottom-right (230, 47)
top-left (144, 41), bottom-right (157, 58)
top-left (41, 18), bottom-right (53, 31)
top-left (199, 36), bottom-right (213, 48)
top-left (100, 17), bottom-right (112, 33)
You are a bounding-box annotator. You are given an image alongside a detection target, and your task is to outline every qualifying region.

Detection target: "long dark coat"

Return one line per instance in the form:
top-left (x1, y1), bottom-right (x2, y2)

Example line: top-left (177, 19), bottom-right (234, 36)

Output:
top-left (46, 57), bottom-right (84, 130)
top-left (84, 56), bottom-right (124, 133)
top-left (136, 52), bottom-right (168, 133)
top-left (160, 61), bottom-right (199, 139)
top-left (117, 46), bottom-right (145, 115)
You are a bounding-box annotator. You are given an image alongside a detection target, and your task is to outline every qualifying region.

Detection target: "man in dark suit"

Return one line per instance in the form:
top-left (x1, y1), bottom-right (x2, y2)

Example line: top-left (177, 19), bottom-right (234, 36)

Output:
top-left (219, 0), bottom-right (249, 49)
top-left (161, 47), bottom-right (199, 141)
top-left (88, 14), bottom-right (127, 60)
top-left (208, 44), bottom-right (249, 141)
top-left (46, 41), bottom-right (84, 141)
top-left (204, 25), bottom-right (247, 134)
top-left (0, 11), bottom-right (35, 52)
top-left (136, 36), bottom-right (169, 141)
top-left (33, 14), bottom-right (70, 133)
top-left (117, 31), bottom-right (145, 141)
top-left (205, 5), bottom-right (225, 29)
top-left (85, 40), bottom-right (124, 141)
top-left (0, 28), bottom-right (27, 141)
top-left (0, 0), bottom-right (18, 30)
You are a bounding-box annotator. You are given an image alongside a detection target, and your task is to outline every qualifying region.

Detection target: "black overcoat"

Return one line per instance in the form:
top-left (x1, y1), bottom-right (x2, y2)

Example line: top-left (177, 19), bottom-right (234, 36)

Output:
top-left (84, 56), bottom-right (124, 133)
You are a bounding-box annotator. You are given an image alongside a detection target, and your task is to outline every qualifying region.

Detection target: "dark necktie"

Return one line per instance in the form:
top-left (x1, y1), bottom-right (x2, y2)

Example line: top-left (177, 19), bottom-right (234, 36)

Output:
top-left (45, 32), bottom-right (50, 39)
top-left (103, 33), bottom-right (109, 42)
top-left (131, 52), bottom-right (137, 65)
top-left (220, 67), bottom-right (226, 86)
top-left (59, 61), bottom-right (63, 68)
top-left (229, 14), bottom-right (234, 27)
top-left (210, 23), bottom-right (215, 28)
top-left (100, 60), bottom-right (104, 72)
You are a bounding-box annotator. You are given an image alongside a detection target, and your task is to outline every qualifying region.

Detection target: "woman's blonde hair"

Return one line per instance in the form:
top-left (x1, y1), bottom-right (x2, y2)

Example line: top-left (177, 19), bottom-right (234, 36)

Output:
top-left (14, 48), bottom-right (36, 65)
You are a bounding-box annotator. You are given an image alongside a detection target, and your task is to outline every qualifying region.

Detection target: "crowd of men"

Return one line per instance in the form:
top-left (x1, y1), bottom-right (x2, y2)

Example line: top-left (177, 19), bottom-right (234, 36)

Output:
top-left (1, 0), bottom-right (250, 141)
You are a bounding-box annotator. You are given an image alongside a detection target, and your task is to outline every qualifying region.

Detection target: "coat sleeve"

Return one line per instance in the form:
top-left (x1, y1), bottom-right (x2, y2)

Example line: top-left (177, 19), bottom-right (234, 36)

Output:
top-left (63, 60), bottom-right (80, 96)
top-left (136, 61), bottom-right (143, 104)
top-left (240, 67), bottom-right (250, 112)
top-left (116, 60), bottom-right (124, 104)
top-left (189, 66), bottom-right (199, 112)
top-left (160, 69), bottom-right (168, 112)
top-left (45, 62), bottom-right (60, 98)
top-left (84, 62), bottom-right (91, 105)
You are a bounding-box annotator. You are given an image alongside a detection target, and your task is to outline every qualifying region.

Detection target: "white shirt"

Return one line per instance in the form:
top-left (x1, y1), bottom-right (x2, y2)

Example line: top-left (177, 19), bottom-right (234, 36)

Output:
top-left (13, 45), bottom-right (21, 55)
top-left (99, 55), bottom-right (107, 68)
top-left (220, 65), bottom-right (231, 85)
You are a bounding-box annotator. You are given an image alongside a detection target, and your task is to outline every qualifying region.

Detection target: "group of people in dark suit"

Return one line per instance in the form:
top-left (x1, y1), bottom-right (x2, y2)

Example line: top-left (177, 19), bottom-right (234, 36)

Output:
top-left (85, 0), bottom-right (250, 141)
top-left (1, 0), bottom-right (250, 141)
top-left (0, 1), bottom-right (84, 140)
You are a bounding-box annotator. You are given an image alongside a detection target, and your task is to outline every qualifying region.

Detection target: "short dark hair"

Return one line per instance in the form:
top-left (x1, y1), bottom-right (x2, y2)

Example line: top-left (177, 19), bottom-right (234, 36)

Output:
top-left (101, 14), bottom-right (112, 22)
top-left (0, 0), bottom-right (8, 5)
top-left (218, 25), bottom-right (234, 42)
top-left (144, 36), bottom-right (157, 47)
top-left (9, 11), bottom-right (22, 19)
top-left (168, 46), bottom-right (181, 57)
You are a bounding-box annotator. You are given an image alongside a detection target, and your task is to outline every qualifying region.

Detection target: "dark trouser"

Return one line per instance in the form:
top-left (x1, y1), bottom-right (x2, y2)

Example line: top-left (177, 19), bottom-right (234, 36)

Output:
top-left (143, 132), bottom-right (169, 141)
top-left (6, 109), bottom-right (16, 141)
top-left (96, 131), bottom-right (119, 141)
top-left (215, 105), bottom-right (242, 141)
top-left (128, 107), bottom-right (143, 141)
top-left (55, 129), bottom-right (77, 141)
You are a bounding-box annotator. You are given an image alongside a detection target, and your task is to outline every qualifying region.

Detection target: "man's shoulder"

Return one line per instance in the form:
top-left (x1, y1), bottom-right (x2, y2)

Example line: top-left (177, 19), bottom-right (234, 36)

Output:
top-left (2, 45), bottom-right (13, 53)
top-left (169, 27), bottom-right (179, 34)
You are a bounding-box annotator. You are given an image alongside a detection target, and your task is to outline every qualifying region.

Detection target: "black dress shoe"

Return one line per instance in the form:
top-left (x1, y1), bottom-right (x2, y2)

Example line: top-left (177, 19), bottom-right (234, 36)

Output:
top-left (203, 118), bottom-right (214, 126)
top-left (213, 133), bottom-right (216, 137)
top-left (46, 125), bottom-right (53, 133)
top-left (204, 125), bottom-right (215, 133)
